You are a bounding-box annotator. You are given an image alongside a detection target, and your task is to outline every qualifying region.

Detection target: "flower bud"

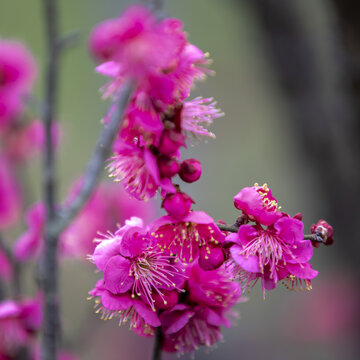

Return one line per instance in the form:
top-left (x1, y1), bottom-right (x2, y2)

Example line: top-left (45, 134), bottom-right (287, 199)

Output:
top-left (162, 192), bottom-right (193, 219)
top-left (158, 129), bottom-right (185, 156)
top-left (311, 220), bottom-right (334, 247)
top-left (157, 155), bottom-right (179, 179)
top-left (179, 158), bottom-right (202, 183)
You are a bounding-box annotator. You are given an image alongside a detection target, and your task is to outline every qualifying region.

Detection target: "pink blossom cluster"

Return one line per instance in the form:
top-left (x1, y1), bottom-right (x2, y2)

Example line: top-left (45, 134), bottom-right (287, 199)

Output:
top-left (86, 5), bottom-right (334, 356)
top-left (227, 183), bottom-right (319, 297)
top-left (88, 217), bottom-right (242, 353)
top-left (90, 5), bottom-right (222, 202)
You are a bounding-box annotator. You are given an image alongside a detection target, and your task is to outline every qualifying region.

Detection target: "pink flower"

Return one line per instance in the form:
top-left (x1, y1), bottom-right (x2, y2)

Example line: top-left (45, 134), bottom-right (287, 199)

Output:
top-left (234, 183), bottom-right (282, 226)
top-left (91, 217), bottom-right (185, 311)
top-left (90, 6), bottom-right (184, 79)
top-left (3, 120), bottom-right (60, 163)
top-left (0, 155), bottom-right (22, 229)
top-left (88, 279), bottom-right (160, 337)
top-left (107, 140), bottom-right (175, 200)
top-left (0, 248), bottom-right (12, 282)
top-left (0, 296), bottom-right (41, 356)
top-left (151, 211), bottom-right (225, 268)
top-left (181, 97), bottom-right (223, 141)
top-left (229, 215), bottom-right (318, 296)
top-left (13, 202), bottom-right (45, 262)
top-left (0, 40), bottom-right (36, 131)
top-left (160, 263), bottom-right (242, 355)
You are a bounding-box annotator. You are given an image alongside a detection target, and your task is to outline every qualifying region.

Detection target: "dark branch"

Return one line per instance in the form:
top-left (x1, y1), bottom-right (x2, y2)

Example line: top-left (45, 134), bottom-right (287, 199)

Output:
top-left (217, 223), bottom-right (325, 243)
top-left (52, 83), bottom-right (133, 236)
top-left (152, 327), bottom-right (163, 360)
top-left (41, 0), bottom-right (60, 359)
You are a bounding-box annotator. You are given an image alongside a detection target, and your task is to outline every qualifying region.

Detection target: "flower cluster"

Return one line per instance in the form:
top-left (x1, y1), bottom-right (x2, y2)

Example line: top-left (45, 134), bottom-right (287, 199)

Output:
top-left (227, 183), bottom-right (319, 297)
top-left (87, 5), bottom-right (333, 356)
top-left (88, 217), bottom-right (242, 352)
top-left (90, 5), bottom-right (222, 201)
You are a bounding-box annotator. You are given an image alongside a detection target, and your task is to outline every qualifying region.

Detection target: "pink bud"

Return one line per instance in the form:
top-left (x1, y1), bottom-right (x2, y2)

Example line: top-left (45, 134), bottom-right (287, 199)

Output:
top-left (162, 192), bottom-right (193, 219)
top-left (179, 158), bottom-right (202, 183)
top-left (158, 129), bottom-right (185, 156)
top-left (152, 289), bottom-right (179, 310)
top-left (311, 219), bottom-right (334, 247)
top-left (198, 245), bottom-right (225, 271)
top-left (157, 155), bottom-right (179, 178)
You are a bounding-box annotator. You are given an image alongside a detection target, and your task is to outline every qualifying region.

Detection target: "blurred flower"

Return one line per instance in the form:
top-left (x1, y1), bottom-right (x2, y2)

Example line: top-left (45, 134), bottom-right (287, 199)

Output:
top-left (0, 248), bottom-right (12, 282)
top-left (0, 296), bottom-right (41, 356)
top-left (0, 155), bottom-right (22, 230)
top-left (0, 40), bottom-right (36, 132)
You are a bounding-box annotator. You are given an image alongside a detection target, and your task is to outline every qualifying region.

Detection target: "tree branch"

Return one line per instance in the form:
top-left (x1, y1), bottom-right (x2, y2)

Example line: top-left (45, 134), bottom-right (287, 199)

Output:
top-left (41, 0), bottom-right (60, 359)
top-left (217, 223), bottom-right (325, 243)
top-left (152, 327), bottom-right (163, 360)
top-left (52, 83), bottom-right (133, 236)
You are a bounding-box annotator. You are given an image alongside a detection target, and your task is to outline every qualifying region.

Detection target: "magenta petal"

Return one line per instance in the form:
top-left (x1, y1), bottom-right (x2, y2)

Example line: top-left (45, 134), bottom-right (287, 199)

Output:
top-left (160, 305), bottom-right (194, 334)
top-left (150, 215), bottom-right (178, 230)
top-left (101, 291), bottom-right (133, 311)
top-left (230, 245), bottom-right (260, 273)
top-left (133, 299), bottom-right (161, 327)
top-left (92, 236), bottom-right (121, 271)
top-left (14, 231), bottom-right (42, 261)
top-left (274, 217), bottom-right (303, 244)
top-left (119, 227), bottom-right (150, 258)
top-left (286, 262), bottom-right (318, 279)
top-left (95, 61), bottom-right (121, 77)
top-left (198, 246), bottom-right (224, 271)
top-left (0, 300), bottom-right (21, 318)
top-left (285, 240), bottom-right (313, 264)
top-left (103, 256), bottom-right (133, 294)
top-left (0, 248), bottom-right (12, 280)
top-left (183, 211), bottom-right (213, 224)
top-left (203, 307), bottom-right (224, 327)
top-left (237, 225), bottom-right (259, 246)
top-left (225, 232), bottom-right (240, 244)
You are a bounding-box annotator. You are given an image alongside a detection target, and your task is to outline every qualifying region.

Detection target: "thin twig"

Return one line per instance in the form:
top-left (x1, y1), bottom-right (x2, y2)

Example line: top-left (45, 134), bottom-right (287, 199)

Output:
top-left (217, 223), bottom-right (325, 243)
top-left (52, 83), bottom-right (133, 236)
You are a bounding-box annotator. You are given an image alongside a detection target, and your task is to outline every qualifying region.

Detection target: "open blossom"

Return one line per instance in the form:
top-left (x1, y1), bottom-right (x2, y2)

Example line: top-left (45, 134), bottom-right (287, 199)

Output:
top-left (160, 263), bottom-right (242, 355)
top-left (0, 40), bottom-right (36, 131)
top-left (229, 185), bottom-right (318, 296)
top-left (182, 97), bottom-right (223, 140)
top-left (91, 217), bottom-right (185, 311)
top-left (3, 119), bottom-right (60, 164)
top-left (0, 155), bottom-right (22, 229)
top-left (108, 140), bottom-right (175, 201)
top-left (0, 296), bottom-right (41, 356)
top-left (89, 279), bottom-right (160, 337)
top-left (151, 210), bottom-right (225, 269)
top-left (234, 183), bottom-right (282, 226)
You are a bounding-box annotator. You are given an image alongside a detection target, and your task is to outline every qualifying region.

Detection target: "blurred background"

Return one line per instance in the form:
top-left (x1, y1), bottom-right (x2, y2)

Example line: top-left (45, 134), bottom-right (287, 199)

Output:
top-left (1, 0), bottom-right (359, 359)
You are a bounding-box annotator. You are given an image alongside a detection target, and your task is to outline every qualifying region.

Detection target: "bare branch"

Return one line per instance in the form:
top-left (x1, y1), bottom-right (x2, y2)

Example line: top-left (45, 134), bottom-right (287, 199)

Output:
top-left (53, 83), bottom-right (133, 236)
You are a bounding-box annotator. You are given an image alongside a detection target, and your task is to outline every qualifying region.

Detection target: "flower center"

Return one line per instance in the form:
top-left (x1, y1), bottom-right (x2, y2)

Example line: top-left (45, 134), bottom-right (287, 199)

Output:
top-left (254, 183), bottom-right (281, 211)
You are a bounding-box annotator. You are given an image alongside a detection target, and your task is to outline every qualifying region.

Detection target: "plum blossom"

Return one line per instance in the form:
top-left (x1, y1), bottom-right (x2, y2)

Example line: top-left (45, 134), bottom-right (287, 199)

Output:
top-left (229, 219), bottom-right (318, 295)
top-left (89, 279), bottom-right (160, 337)
top-left (90, 217), bottom-right (185, 311)
top-left (0, 155), bottom-right (22, 230)
top-left (0, 40), bottom-right (36, 132)
top-left (151, 210), bottom-right (225, 269)
top-left (234, 183), bottom-right (282, 226)
top-left (160, 263), bottom-right (242, 355)
top-left (0, 296), bottom-right (41, 356)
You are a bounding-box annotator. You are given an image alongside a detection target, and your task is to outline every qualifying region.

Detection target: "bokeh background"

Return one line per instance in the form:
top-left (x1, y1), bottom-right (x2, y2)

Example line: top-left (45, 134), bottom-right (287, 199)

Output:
top-left (1, 0), bottom-right (359, 359)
